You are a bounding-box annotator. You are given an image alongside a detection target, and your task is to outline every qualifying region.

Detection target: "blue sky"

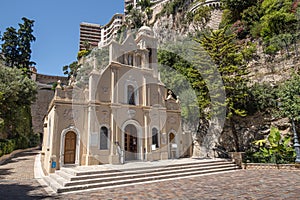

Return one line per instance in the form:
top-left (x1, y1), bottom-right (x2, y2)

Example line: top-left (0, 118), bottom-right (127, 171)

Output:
top-left (0, 0), bottom-right (124, 76)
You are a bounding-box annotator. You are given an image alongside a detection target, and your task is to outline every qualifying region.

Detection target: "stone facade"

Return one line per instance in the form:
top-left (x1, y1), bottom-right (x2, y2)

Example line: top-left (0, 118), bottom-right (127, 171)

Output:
top-left (41, 26), bottom-right (192, 174)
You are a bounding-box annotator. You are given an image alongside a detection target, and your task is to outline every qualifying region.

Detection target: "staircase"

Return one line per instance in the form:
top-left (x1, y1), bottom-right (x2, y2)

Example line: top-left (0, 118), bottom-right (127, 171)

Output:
top-left (43, 158), bottom-right (240, 193)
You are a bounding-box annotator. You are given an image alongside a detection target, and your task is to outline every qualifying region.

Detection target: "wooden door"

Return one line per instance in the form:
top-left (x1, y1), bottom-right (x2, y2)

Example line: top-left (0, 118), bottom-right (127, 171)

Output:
top-left (64, 131), bottom-right (76, 164)
top-left (124, 125), bottom-right (138, 161)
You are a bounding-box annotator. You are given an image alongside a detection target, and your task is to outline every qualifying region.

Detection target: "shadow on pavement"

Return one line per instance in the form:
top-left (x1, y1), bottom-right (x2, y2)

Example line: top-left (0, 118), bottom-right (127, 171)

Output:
top-left (0, 182), bottom-right (54, 200)
top-left (0, 168), bottom-right (14, 177)
top-left (0, 150), bottom-right (39, 166)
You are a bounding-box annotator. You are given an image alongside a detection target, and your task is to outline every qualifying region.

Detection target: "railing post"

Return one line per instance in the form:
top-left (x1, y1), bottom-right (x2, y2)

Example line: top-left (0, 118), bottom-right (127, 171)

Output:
top-left (292, 119), bottom-right (300, 163)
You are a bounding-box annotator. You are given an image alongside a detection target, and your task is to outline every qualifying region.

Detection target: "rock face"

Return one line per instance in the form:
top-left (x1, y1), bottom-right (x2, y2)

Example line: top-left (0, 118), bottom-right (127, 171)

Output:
top-left (248, 44), bottom-right (300, 84)
top-left (152, 8), bottom-right (223, 45)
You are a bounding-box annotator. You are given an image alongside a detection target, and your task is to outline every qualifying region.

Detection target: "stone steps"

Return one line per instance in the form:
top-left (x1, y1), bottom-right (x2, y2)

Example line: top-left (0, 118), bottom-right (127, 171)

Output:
top-left (43, 159), bottom-right (240, 193)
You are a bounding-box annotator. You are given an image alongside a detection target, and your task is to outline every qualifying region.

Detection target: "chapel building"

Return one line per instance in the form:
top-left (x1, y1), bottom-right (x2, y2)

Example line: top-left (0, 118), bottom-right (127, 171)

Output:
top-left (41, 26), bottom-right (192, 174)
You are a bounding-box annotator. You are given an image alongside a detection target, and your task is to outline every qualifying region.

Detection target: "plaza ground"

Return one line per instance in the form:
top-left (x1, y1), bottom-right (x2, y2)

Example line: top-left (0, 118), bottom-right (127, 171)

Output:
top-left (0, 149), bottom-right (300, 199)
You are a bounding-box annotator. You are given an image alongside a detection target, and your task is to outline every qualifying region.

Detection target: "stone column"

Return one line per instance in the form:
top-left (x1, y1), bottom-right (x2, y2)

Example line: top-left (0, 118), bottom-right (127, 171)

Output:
top-left (111, 69), bottom-right (115, 104)
top-left (143, 76), bottom-right (147, 106)
top-left (86, 68), bottom-right (100, 165)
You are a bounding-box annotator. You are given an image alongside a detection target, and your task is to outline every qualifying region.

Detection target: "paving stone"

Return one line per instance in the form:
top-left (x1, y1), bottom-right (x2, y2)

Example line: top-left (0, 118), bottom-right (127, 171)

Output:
top-left (1, 149), bottom-right (300, 199)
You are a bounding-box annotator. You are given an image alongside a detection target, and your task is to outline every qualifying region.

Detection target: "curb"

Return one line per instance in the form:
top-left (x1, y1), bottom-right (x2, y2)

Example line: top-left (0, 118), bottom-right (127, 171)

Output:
top-left (0, 146), bottom-right (40, 165)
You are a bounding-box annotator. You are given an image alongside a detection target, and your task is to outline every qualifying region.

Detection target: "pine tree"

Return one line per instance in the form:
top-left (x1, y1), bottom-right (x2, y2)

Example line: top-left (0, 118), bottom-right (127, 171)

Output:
top-left (1, 27), bottom-right (19, 67)
top-left (1, 17), bottom-right (36, 72)
top-left (196, 28), bottom-right (249, 151)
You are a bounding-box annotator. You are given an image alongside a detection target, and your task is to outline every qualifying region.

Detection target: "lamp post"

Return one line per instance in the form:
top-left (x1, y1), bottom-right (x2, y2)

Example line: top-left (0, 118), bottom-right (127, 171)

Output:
top-left (292, 118), bottom-right (300, 163)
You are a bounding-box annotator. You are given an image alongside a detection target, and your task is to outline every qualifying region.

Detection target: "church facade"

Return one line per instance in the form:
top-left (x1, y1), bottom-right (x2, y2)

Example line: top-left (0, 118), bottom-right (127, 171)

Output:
top-left (41, 26), bottom-right (192, 174)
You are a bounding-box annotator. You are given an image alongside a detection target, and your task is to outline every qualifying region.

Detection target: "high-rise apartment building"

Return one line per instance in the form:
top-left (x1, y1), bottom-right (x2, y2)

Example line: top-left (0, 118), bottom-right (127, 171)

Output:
top-left (79, 14), bottom-right (125, 50)
top-left (100, 13), bottom-right (125, 46)
top-left (79, 0), bottom-right (164, 50)
top-left (79, 23), bottom-right (101, 51)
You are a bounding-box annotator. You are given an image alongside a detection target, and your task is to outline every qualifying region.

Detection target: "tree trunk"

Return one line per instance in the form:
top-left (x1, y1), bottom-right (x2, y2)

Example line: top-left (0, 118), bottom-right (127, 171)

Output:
top-left (230, 118), bottom-right (240, 152)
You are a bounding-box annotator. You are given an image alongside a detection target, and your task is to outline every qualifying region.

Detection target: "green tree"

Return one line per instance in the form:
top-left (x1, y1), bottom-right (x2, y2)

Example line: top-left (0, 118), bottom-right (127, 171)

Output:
top-left (126, 8), bottom-right (145, 29)
top-left (1, 27), bottom-right (19, 67)
top-left (17, 17), bottom-right (36, 70)
top-left (62, 61), bottom-right (79, 79)
top-left (196, 28), bottom-right (249, 151)
top-left (246, 83), bottom-right (278, 114)
top-left (158, 42), bottom-right (209, 139)
top-left (1, 17), bottom-right (36, 73)
top-left (221, 0), bottom-right (258, 22)
top-left (278, 73), bottom-right (300, 124)
top-left (0, 63), bottom-right (37, 139)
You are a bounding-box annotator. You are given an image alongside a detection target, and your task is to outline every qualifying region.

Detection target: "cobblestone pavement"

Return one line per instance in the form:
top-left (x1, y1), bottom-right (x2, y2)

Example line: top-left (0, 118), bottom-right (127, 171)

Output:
top-left (1, 149), bottom-right (300, 199)
top-left (0, 149), bottom-right (50, 199)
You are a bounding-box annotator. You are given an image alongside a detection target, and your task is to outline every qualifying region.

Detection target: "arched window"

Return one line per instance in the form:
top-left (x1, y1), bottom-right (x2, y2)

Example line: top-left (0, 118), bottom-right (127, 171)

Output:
top-left (128, 85), bottom-right (135, 105)
top-left (100, 127), bottom-right (109, 150)
top-left (152, 128), bottom-right (159, 148)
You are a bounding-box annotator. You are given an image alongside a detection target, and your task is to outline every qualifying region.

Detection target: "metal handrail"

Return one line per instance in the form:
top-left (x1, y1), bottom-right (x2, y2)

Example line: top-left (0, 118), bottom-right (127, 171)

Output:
top-left (213, 147), bottom-right (231, 159)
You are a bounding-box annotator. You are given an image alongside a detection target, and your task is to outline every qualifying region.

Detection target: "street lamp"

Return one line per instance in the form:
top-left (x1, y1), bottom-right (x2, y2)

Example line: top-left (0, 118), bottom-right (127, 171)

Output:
top-left (292, 119), bottom-right (300, 163)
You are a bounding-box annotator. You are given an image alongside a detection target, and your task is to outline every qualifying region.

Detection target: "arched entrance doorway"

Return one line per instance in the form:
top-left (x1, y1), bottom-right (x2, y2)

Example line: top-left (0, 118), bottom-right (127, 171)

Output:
top-left (168, 132), bottom-right (176, 159)
top-left (124, 124), bottom-right (138, 161)
top-left (64, 131), bottom-right (76, 164)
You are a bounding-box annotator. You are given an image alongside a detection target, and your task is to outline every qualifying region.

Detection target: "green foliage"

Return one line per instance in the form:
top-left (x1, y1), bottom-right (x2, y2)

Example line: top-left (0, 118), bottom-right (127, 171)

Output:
top-left (62, 61), bottom-right (79, 78)
top-left (251, 127), bottom-right (295, 163)
top-left (246, 83), bottom-right (278, 114)
top-left (160, 0), bottom-right (186, 16)
top-left (1, 17), bottom-right (36, 73)
top-left (260, 11), bottom-right (297, 39)
top-left (158, 41), bottom-right (204, 132)
top-left (197, 28), bottom-right (248, 119)
top-left (75, 47), bottom-right (109, 87)
top-left (77, 50), bottom-right (90, 59)
top-left (28, 133), bottom-right (40, 147)
top-left (1, 27), bottom-right (19, 67)
top-left (137, 0), bottom-right (154, 11)
top-left (221, 0), bottom-right (300, 55)
top-left (221, 0), bottom-right (258, 22)
top-left (0, 139), bottom-right (15, 157)
top-left (241, 42), bottom-right (257, 63)
top-left (159, 29), bottom-right (249, 151)
top-left (277, 73), bottom-right (300, 121)
top-left (0, 64), bottom-right (37, 140)
top-left (126, 8), bottom-right (145, 29)
top-left (0, 133), bottom-right (39, 157)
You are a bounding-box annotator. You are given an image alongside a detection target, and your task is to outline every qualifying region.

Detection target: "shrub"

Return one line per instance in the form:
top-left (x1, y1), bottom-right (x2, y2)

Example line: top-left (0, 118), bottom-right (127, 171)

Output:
top-left (15, 134), bottom-right (29, 149)
top-left (77, 49), bottom-right (91, 59)
top-left (29, 133), bottom-right (40, 147)
top-left (0, 139), bottom-right (16, 157)
top-left (246, 127), bottom-right (296, 164)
